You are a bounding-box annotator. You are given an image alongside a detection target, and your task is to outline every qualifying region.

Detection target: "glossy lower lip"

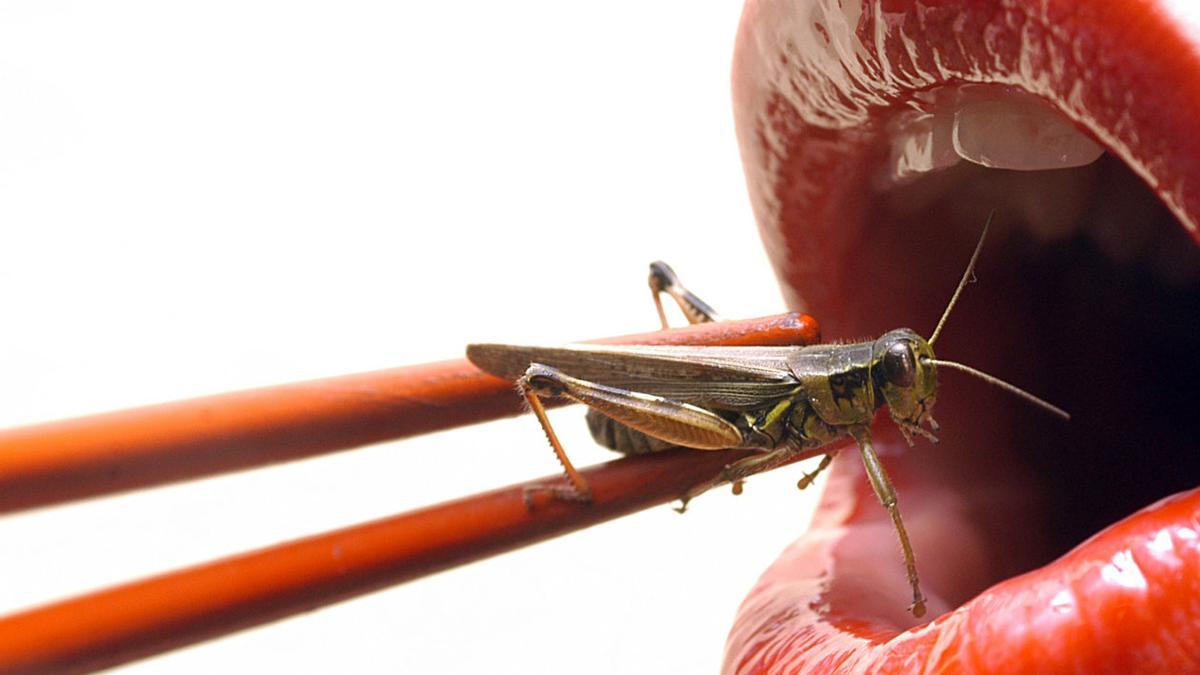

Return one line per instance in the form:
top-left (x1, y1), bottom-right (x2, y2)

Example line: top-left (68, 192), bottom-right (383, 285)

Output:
top-left (726, 1), bottom-right (1200, 672)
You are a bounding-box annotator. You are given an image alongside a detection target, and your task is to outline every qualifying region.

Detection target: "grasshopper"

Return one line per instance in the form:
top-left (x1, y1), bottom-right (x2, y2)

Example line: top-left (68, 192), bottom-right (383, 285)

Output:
top-left (467, 219), bottom-right (1068, 617)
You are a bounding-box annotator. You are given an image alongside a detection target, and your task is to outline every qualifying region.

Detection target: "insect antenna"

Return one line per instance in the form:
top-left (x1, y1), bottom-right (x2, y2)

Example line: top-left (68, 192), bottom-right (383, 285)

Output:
top-left (929, 210), bottom-right (994, 346)
top-left (923, 358), bottom-right (1070, 420)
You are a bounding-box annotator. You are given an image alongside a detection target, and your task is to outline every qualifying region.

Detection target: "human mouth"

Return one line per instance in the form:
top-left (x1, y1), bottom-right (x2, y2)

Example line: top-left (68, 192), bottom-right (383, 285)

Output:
top-left (726, 1), bottom-right (1200, 672)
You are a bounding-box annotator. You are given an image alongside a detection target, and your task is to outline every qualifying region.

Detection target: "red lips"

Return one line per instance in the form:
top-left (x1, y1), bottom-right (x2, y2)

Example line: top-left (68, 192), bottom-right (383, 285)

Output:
top-left (727, 1), bottom-right (1200, 672)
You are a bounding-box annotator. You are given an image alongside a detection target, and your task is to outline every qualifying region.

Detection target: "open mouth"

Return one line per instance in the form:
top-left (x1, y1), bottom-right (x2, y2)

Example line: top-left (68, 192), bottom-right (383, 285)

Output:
top-left (726, 1), bottom-right (1200, 672)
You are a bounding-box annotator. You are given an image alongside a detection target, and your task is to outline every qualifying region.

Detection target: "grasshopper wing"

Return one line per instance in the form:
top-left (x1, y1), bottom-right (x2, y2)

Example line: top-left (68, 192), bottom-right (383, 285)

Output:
top-left (467, 343), bottom-right (801, 410)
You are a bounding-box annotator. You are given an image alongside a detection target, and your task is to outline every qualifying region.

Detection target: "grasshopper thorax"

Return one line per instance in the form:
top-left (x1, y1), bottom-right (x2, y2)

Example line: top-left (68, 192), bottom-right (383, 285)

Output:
top-left (872, 328), bottom-right (939, 444)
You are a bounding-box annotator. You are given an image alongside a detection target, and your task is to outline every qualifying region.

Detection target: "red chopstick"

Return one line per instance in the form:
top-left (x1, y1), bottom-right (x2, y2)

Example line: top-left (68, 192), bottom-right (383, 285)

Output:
top-left (0, 313), bottom-right (818, 514)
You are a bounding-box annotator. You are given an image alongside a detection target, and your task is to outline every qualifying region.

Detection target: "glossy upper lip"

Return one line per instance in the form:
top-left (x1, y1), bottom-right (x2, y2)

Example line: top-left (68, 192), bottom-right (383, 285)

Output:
top-left (726, 1), bottom-right (1200, 672)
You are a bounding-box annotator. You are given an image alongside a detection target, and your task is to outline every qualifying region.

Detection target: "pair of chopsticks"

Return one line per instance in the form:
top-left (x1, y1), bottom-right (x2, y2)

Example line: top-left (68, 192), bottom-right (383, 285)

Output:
top-left (0, 313), bottom-right (818, 673)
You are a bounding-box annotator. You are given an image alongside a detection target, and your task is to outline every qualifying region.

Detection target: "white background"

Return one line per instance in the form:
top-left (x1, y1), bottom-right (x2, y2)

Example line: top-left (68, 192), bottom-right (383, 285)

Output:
top-left (0, 3), bottom-right (824, 673)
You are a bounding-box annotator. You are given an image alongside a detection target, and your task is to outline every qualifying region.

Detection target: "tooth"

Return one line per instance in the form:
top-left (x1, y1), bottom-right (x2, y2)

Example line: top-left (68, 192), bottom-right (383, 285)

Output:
top-left (889, 112), bottom-right (959, 182)
top-left (952, 98), bottom-right (1104, 171)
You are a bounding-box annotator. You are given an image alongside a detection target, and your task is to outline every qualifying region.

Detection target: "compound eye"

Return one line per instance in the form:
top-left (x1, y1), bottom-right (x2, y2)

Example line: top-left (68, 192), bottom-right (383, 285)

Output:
top-left (882, 342), bottom-right (916, 387)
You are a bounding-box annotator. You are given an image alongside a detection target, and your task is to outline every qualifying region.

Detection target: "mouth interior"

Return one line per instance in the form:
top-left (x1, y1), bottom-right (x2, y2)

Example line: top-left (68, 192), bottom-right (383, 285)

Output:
top-left (1008, 162), bottom-right (1200, 556)
top-left (838, 146), bottom-right (1200, 614)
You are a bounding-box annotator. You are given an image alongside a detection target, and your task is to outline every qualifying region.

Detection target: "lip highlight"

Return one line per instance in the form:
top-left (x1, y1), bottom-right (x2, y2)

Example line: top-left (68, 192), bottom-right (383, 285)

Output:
top-left (726, 0), bottom-right (1200, 672)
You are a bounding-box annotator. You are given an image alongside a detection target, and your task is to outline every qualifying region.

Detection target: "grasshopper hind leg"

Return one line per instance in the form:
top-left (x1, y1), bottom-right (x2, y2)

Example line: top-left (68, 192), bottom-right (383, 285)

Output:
top-left (571, 261), bottom-right (725, 462)
top-left (648, 261), bottom-right (722, 328)
top-left (517, 369), bottom-right (594, 506)
top-left (519, 363), bottom-right (747, 507)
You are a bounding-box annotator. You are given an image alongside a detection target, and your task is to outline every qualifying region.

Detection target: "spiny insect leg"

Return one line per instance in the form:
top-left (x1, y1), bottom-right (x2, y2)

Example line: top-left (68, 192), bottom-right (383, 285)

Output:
top-left (518, 371), bottom-right (592, 506)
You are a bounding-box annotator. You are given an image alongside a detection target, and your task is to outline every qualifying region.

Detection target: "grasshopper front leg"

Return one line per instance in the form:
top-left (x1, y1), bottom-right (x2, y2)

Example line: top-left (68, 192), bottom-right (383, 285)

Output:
top-left (519, 363), bottom-right (746, 506)
top-left (851, 426), bottom-right (927, 617)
